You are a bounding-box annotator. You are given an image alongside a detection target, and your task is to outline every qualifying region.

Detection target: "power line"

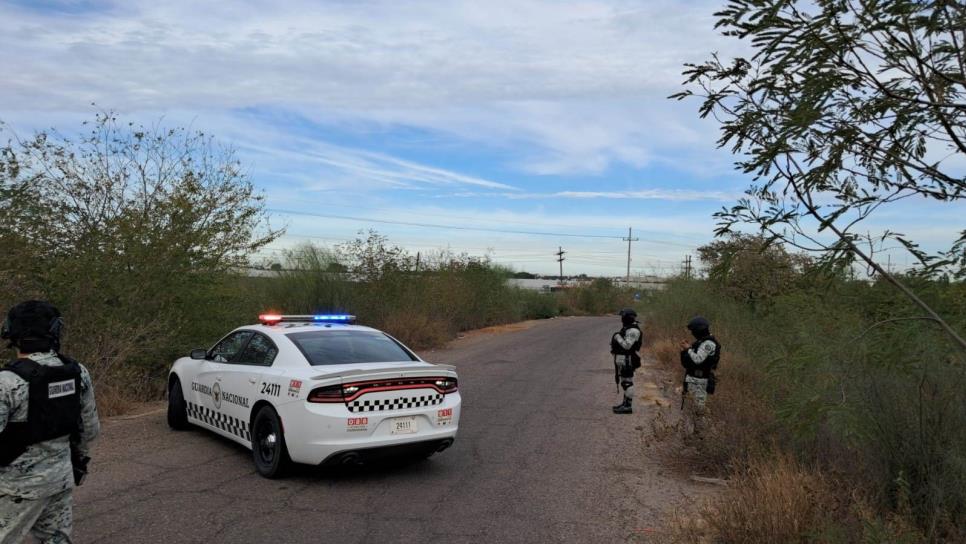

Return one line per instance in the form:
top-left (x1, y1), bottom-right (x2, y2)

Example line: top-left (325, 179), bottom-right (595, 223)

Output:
top-left (266, 207), bottom-right (699, 247)
top-left (268, 201), bottom-right (710, 241)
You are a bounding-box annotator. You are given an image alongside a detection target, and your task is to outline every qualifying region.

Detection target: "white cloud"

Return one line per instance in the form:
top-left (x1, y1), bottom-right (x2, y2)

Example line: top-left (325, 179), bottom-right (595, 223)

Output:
top-left (239, 137), bottom-right (518, 191)
top-left (0, 0), bottom-right (738, 176)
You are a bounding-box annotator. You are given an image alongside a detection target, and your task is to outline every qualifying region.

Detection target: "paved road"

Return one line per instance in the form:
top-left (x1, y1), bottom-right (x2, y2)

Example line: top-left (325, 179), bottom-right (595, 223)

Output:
top-left (75, 317), bottom-right (705, 543)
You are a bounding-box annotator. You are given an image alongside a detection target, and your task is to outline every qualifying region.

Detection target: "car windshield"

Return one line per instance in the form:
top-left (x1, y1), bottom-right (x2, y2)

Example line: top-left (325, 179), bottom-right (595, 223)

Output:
top-left (286, 330), bottom-right (418, 366)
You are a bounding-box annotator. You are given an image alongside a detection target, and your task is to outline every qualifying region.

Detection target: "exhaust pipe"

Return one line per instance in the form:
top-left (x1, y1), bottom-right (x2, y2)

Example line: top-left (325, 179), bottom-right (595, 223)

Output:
top-left (340, 452), bottom-right (362, 466)
top-left (435, 439), bottom-right (454, 453)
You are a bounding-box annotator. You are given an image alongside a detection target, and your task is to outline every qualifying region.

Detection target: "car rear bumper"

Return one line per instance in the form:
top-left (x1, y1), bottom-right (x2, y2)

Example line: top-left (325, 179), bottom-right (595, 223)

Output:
top-left (320, 438), bottom-right (455, 466)
top-left (277, 393), bottom-right (461, 465)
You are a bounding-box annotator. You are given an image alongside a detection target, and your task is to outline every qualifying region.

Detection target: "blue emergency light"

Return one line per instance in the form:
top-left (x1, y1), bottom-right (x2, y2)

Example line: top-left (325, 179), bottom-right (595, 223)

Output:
top-left (312, 315), bottom-right (353, 322)
top-left (259, 314), bottom-right (357, 325)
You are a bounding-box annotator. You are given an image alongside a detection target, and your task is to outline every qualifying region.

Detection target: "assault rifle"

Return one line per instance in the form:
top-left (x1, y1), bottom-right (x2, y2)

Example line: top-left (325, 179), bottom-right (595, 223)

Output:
top-left (612, 354), bottom-right (623, 394)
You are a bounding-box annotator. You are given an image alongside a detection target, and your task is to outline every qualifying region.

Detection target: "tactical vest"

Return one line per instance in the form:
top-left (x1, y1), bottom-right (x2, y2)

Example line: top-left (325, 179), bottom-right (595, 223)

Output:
top-left (0, 357), bottom-right (83, 466)
top-left (611, 324), bottom-right (643, 367)
top-left (682, 336), bottom-right (721, 378)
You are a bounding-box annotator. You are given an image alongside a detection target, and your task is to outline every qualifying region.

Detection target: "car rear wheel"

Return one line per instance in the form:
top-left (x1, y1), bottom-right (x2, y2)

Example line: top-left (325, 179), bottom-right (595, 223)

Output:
top-left (252, 406), bottom-right (291, 478)
top-left (167, 377), bottom-right (190, 430)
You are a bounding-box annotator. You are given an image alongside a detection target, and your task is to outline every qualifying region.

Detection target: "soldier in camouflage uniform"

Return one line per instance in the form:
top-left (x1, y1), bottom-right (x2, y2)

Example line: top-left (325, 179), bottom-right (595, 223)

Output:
top-left (679, 316), bottom-right (720, 438)
top-left (0, 301), bottom-right (99, 544)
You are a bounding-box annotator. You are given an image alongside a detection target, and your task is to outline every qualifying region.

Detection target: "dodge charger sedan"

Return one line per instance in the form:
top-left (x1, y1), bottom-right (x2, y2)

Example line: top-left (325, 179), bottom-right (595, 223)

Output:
top-left (166, 314), bottom-right (461, 477)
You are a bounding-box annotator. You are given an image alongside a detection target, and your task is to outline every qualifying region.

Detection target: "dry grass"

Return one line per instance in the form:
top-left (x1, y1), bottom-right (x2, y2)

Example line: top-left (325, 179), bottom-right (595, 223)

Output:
top-left (649, 338), bottom-right (680, 368)
top-left (90, 364), bottom-right (166, 417)
top-left (667, 455), bottom-right (846, 544)
top-left (666, 454), bottom-right (931, 544)
top-left (380, 311), bottom-right (454, 350)
top-left (94, 385), bottom-right (144, 417)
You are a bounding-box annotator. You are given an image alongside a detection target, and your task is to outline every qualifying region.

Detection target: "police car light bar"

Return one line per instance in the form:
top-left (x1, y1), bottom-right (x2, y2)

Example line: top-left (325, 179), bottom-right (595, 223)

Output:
top-left (258, 314), bottom-right (357, 325)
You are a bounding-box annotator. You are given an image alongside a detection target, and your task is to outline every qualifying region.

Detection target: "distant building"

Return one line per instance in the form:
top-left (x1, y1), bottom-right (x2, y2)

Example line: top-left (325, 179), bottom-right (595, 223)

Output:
top-left (507, 278), bottom-right (586, 293)
top-left (613, 276), bottom-right (667, 291)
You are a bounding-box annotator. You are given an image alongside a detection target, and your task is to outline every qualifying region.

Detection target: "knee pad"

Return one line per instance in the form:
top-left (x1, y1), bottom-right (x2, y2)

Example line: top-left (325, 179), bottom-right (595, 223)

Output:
top-left (620, 379), bottom-right (633, 391)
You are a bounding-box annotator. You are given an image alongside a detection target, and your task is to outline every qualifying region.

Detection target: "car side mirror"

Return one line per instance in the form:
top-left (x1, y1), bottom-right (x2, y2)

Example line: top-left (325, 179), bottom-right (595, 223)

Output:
top-left (190, 349), bottom-right (208, 360)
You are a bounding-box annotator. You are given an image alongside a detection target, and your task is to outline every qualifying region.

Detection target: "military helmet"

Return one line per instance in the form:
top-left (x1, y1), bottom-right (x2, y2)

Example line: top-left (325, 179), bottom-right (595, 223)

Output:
top-left (1, 300), bottom-right (64, 350)
top-left (686, 316), bottom-right (710, 336)
top-left (619, 308), bottom-right (638, 326)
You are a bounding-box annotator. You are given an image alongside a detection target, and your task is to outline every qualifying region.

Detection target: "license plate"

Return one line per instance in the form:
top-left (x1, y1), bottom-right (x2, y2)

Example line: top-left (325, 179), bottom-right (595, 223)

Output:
top-left (390, 416), bottom-right (418, 435)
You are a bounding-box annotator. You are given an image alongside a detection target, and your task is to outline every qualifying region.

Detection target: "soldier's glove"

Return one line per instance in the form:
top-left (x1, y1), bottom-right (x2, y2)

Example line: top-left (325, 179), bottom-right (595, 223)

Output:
top-left (71, 449), bottom-right (91, 486)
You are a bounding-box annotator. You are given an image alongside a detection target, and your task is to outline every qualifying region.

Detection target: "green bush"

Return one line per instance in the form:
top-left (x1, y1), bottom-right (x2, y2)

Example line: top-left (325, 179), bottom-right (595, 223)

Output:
top-left (0, 114), bottom-right (280, 413)
top-left (557, 278), bottom-right (634, 315)
top-left (647, 277), bottom-right (966, 541)
top-left (256, 237), bottom-right (560, 349)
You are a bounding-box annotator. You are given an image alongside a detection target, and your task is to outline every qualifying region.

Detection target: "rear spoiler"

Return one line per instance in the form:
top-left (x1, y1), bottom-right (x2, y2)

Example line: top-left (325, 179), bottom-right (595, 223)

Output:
top-left (310, 364), bottom-right (457, 381)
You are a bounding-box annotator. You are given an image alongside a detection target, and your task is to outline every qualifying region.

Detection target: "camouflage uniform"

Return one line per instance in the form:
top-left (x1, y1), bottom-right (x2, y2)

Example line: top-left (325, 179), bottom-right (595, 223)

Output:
top-left (681, 338), bottom-right (718, 438)
top-left (683, 375), bottom-right (709, 437)
top-left (0, 351), bottom-right (99, 544)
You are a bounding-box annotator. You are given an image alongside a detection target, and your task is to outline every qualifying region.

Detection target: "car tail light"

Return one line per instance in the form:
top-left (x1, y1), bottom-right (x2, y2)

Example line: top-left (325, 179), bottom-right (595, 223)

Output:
top-left (435, 378), bottom-right (458, 394)
top-left (307, 384), bottom-right (344, 403)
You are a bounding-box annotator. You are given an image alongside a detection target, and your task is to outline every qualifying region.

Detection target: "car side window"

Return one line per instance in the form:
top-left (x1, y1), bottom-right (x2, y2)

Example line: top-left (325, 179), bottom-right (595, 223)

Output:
top-left (210, 331), bottom-right (255, 363)
top-left (236, 333), bottom-right (278, 366)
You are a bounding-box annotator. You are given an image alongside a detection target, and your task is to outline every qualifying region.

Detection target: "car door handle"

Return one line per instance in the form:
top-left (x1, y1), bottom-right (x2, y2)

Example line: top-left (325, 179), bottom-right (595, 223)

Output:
top-left (248, 377), bottom-right (257, 384)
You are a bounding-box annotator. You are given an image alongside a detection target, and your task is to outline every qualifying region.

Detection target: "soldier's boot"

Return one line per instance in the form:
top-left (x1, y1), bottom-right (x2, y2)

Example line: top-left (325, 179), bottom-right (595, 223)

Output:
top-left (612, 399), bottom-right (633, 414)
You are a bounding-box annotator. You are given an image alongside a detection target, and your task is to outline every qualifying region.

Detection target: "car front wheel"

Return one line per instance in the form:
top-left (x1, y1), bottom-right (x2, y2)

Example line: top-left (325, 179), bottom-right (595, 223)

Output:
top-left (251, 406), bottom-right (291, 478)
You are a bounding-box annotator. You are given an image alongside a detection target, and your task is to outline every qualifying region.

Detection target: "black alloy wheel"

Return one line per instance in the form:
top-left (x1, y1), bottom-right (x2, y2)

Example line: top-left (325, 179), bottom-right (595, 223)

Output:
top-left (252, 406), bottom-right (291, 478)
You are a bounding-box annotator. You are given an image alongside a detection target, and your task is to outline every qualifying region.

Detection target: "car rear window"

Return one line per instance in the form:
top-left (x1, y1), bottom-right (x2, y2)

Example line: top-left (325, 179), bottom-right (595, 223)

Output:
top-left (286, 330), bottom-right (418, 366)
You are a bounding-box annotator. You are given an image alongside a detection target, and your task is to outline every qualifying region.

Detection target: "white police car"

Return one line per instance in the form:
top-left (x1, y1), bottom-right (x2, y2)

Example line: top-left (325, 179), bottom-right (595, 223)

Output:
top-left (166, 314), bottom-right (461, 478)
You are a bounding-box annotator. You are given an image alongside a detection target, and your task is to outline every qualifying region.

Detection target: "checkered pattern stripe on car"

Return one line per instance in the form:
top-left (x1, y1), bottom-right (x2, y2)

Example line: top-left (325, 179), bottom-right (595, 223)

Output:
top-left (348, 393), bottom-right (445, 413)
top-left (187, 402), bottom-right (251, 441)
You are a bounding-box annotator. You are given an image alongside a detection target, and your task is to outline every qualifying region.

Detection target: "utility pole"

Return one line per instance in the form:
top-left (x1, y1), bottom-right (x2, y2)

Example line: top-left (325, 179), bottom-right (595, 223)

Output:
top-left (556, 246), bottom-right (566, 285)
top-left (622, 227), bottom-right (639, 282)
top-left (683, 255), bottom-right (692, 280)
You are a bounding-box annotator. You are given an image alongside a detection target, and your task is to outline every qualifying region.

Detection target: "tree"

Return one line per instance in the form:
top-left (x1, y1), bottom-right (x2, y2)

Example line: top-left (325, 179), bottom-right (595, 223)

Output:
top-left (336, 230), bottom-right (414, 282)
top-left (0, 112), bottom-right (282, 390)
top-left (698, 233), bottom-right (813, 306)
top-left (673, 0), bottom-right (966, 348)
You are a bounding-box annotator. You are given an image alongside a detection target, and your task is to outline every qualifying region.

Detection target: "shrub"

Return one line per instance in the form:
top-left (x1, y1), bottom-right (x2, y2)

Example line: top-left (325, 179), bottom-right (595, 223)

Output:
top-left (557, 278), bottom-right (634, 315)
top-left (0, 113), bottom-right (280, 413)
top-left (649, 277), bottom-right (966, 541)
top-left (261, 236), bottom-right (561, 350)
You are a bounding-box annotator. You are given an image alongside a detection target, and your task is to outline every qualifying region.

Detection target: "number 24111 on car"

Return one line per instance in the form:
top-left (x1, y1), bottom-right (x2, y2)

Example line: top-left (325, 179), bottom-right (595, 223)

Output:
top-left (391, 416), bottom-right (418, 435)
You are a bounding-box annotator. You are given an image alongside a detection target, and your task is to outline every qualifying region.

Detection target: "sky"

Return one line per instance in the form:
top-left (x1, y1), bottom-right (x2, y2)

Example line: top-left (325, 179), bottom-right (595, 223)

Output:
top-left (0, 0), bottom-right (960, 276)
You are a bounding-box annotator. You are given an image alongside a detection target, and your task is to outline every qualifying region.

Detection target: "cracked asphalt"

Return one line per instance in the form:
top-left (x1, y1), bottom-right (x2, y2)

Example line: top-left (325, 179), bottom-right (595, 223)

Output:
top-left (74, 316), bottom-right (710, 543)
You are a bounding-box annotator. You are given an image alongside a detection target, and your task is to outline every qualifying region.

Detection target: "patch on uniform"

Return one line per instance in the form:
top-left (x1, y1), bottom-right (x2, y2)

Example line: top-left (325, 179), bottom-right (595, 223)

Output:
top-left (48, 379), bottom-right (76, 399)
top-left (437, 407), bottom-right (453, 426)
top-left (347, 417), bottom-right (368, 432)
top-left (288, 379), bottom-right (302, 397)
